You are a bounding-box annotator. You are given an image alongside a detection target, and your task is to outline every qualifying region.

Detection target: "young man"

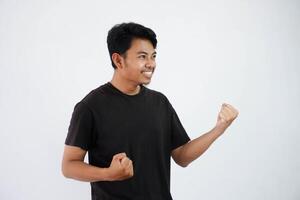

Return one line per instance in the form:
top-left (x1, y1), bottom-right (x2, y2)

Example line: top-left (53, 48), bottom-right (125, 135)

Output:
top-left (62, 22), bottom-right (239, 200)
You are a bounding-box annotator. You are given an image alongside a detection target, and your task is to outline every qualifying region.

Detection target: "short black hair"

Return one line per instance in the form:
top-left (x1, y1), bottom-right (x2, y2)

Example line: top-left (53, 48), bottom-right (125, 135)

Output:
top-left (107, 22), bottom-right (157, 69)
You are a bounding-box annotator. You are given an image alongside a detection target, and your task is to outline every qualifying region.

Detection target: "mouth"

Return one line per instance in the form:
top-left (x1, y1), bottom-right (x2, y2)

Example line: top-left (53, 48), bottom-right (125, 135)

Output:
top-left (142, 71), bottom-right (153, 78)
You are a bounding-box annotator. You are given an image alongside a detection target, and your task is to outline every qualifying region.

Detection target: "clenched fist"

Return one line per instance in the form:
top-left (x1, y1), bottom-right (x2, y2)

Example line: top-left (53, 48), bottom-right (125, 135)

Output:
top-left (107, 153), bottom-right (134, 181)
top-left (216, 103), bottom-right (239, 129)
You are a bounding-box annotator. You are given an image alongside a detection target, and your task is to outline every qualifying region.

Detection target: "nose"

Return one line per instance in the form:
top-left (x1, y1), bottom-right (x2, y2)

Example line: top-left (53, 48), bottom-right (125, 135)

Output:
top-left (146, 58), bottom-right (156, 70)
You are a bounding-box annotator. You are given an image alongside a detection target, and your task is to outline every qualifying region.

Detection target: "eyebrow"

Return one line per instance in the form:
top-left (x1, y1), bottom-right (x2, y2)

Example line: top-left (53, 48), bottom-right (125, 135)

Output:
top-left (137, 51), bottom-right (157, 55)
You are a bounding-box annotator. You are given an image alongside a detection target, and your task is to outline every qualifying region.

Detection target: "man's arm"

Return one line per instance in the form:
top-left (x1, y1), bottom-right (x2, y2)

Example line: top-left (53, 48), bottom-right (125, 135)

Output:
top-left (172, 103), bottom-right (239, 167)
top-left (61, 145), bottom-right (134, 182)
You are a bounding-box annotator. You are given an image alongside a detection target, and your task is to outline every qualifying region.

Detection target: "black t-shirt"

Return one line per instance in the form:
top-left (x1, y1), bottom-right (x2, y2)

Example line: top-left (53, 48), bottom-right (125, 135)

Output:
top-left (65, 82), bottom-right (190, 200)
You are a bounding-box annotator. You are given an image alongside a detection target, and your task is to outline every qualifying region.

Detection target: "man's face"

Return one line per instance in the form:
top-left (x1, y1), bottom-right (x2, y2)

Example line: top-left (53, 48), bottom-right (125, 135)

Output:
top-left (118, 38), bottom-right (156, 85)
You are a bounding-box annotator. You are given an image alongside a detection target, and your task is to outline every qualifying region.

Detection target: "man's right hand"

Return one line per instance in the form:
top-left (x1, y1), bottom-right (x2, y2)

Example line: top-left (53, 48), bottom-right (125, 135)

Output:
top-left (107, 152), bottom-right (134, 181)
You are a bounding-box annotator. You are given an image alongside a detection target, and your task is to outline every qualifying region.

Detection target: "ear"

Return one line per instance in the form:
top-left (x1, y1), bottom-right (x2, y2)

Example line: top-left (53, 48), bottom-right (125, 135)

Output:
top-left (112, 53), bottom-right (124, 70)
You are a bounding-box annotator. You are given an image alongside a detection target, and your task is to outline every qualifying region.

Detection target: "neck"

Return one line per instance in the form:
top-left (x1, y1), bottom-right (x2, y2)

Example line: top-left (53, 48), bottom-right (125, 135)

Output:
top-left (110, 71), bottom-right (141, 95)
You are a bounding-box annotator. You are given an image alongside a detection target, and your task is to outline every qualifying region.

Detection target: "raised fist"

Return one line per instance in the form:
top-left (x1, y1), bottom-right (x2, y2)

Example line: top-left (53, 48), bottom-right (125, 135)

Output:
top-left (107, 152), bottom-right (134, 181)
top-left (216, 103), bottom-right (239, 129)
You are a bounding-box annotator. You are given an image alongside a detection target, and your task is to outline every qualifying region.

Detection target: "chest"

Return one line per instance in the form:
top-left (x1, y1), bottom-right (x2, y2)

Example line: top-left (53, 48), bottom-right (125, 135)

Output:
top-left (92, 98), bottom-right (171, 155)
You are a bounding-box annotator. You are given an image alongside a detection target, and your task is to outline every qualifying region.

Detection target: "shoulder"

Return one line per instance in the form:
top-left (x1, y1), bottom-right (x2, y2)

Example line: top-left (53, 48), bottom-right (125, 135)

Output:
top-left (144, 86), bottom-right (171, 106)
top-left (145, 86), bottom-right (167, 99)
top-left (76, 83), bottom-right (110, 110)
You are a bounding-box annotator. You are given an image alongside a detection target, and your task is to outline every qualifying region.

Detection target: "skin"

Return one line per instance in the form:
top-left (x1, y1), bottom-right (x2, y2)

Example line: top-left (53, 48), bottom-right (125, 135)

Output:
top-left (61, 38), bottom-right (239, 182)
top-left (109, 38), bottom-right (157, 95)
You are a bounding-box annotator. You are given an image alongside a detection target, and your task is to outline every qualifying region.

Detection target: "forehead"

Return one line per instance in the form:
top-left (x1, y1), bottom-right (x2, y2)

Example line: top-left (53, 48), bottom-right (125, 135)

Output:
top-left (127, 38), bottom-right (156, 54)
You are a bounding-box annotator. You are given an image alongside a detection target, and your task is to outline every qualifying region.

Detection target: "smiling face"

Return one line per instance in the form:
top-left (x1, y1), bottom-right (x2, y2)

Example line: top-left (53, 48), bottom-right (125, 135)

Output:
top-left (113, 38), bottom-right (157, 86)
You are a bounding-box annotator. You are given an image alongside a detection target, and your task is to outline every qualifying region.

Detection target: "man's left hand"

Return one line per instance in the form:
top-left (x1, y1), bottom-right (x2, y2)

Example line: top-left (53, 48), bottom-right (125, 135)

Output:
top-left (216, 103), bottom-right (239, 129)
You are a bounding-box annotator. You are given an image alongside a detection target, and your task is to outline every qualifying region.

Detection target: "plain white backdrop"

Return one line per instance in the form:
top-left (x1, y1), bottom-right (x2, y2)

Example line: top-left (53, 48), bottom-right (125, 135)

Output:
top-left (1, 0), bottom-right (299, 199)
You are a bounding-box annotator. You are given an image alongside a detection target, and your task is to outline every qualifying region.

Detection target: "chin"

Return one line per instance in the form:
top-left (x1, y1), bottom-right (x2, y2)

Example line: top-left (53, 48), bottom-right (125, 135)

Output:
top-left (137, 77), bottom-right (152, 85)
top-left (143, 82), bottom-right (151, 86)
top-left (142, 79), bottom-right (151, 85)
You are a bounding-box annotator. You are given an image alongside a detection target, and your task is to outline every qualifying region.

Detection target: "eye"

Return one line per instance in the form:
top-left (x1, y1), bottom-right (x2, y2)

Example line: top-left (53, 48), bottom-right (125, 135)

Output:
top-left (138, 55), bottom-right (146, 59)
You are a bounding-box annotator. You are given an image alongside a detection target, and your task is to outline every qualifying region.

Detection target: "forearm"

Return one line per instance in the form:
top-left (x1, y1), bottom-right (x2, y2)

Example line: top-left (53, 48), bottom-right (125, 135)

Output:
top-left (178, 125), bottom-right (227, 166)
top-left (62, 160), bottom-right (110, 182)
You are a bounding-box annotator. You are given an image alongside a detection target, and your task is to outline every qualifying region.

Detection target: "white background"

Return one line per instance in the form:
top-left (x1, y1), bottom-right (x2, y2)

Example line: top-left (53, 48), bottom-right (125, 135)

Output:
top-left (1, 0), bottom-right (299, 199)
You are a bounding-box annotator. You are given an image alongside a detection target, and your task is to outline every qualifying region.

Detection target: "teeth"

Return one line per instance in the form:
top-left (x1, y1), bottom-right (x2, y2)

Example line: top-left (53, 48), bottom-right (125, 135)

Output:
top-left (143, 71), bottom-right (153, 77)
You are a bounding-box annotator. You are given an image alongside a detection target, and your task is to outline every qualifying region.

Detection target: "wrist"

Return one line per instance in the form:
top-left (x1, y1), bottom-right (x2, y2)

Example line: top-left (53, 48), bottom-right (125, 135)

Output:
top-left (213, 124), bottom-right (227, 136)
top-left (99, 167), bottom-right (112, 181)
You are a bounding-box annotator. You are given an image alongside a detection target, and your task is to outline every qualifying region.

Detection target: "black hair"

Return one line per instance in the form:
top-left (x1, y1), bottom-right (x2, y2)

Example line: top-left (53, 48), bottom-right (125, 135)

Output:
top-left (107, 22), bottom-right (157, 69)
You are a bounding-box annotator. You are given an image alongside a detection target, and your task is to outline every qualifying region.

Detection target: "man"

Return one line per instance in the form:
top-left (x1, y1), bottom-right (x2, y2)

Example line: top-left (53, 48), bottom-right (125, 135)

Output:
top-left (62, 22), bottom-right (239, 200)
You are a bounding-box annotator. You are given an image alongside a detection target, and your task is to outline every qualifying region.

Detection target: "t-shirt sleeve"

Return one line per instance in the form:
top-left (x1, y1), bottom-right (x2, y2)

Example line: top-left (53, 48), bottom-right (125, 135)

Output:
top-left (65, 102), bottom-right (95, 151)
top-left (167, 99), bottom-right (191, 150)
